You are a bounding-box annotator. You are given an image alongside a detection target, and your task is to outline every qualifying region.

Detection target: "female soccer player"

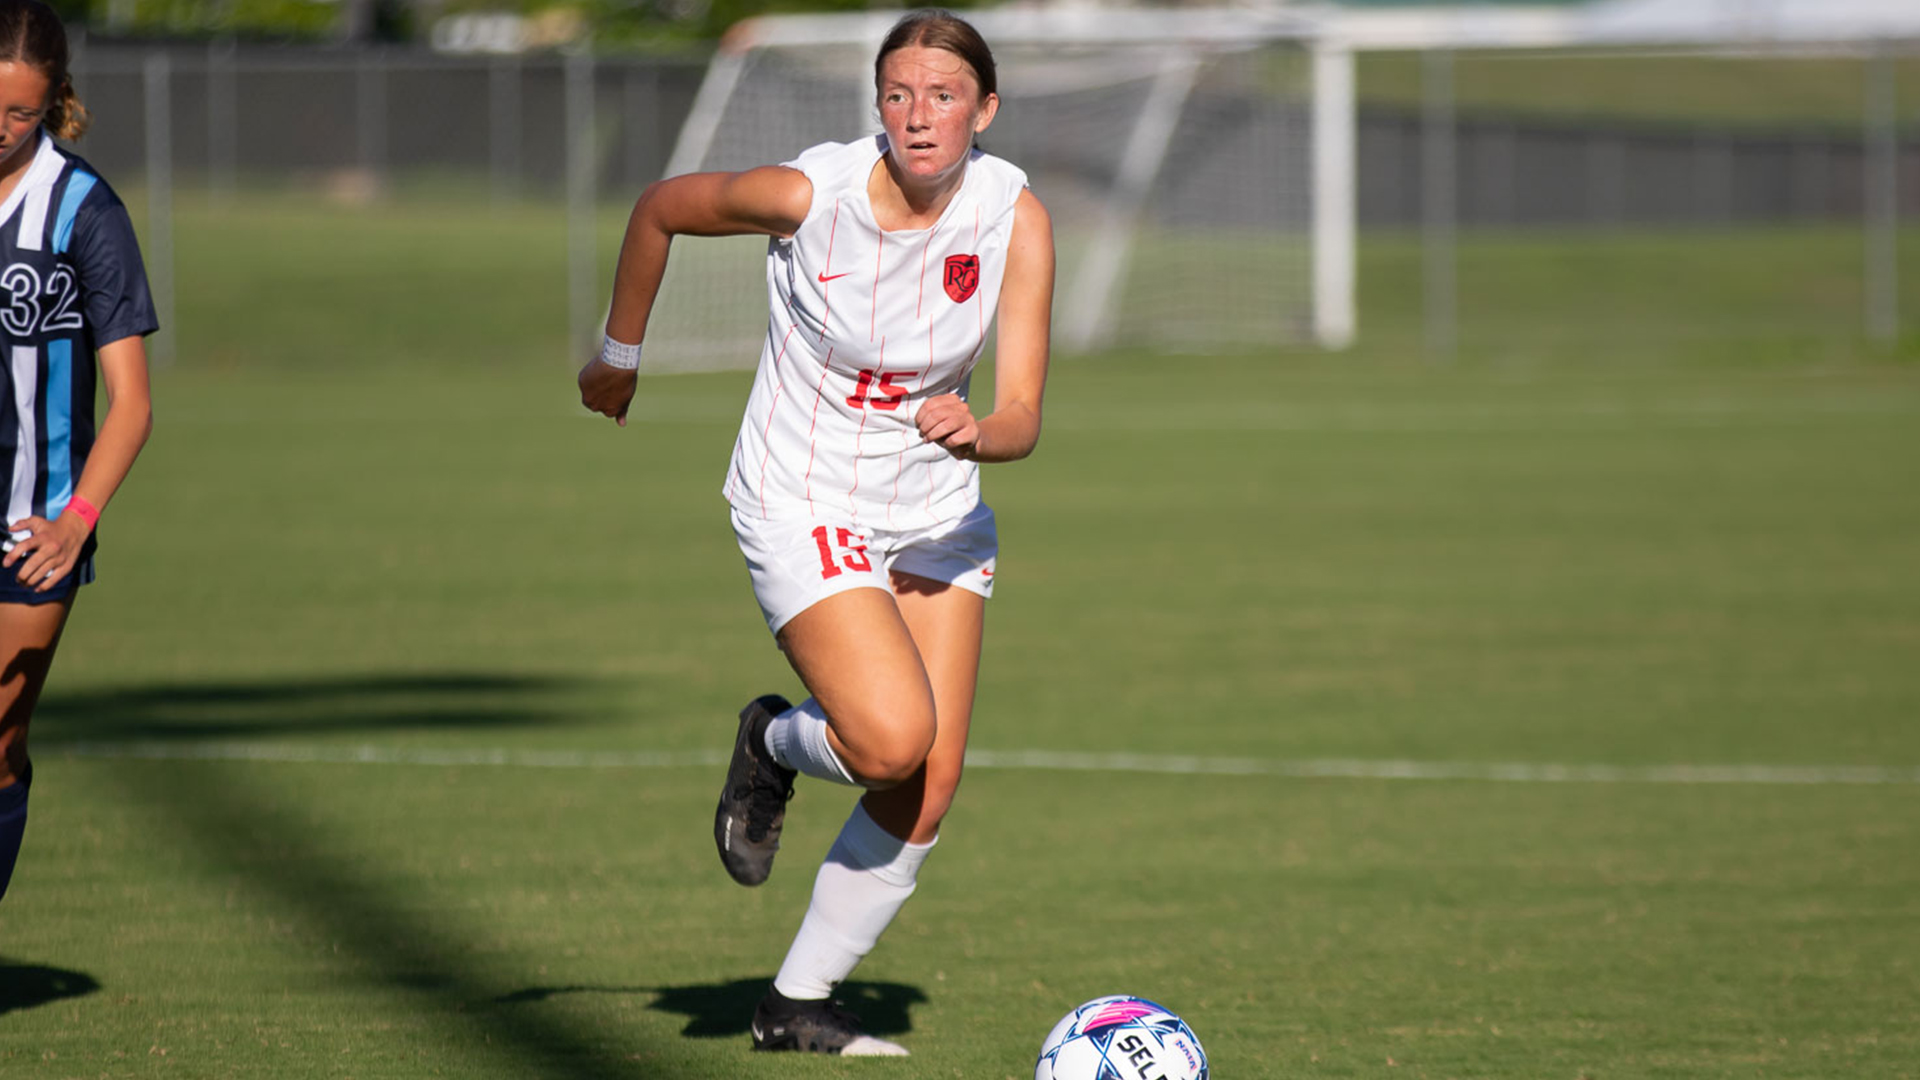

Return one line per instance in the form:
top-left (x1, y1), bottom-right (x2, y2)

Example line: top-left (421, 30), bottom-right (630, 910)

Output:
top-left (579, 8), bottom-right (1053, 1057)
top-left (0, 0), bottom-right (158, 908)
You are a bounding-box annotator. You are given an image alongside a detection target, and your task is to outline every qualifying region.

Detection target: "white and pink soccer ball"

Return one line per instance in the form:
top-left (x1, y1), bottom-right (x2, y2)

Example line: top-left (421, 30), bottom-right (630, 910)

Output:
top-left (1034, 995), bottom-right (1209, 1080)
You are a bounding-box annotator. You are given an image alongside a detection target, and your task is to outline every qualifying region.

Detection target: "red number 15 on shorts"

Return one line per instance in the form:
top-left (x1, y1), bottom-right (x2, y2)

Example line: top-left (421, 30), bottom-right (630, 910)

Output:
top-left (810, 526), bottom-right (872, 580)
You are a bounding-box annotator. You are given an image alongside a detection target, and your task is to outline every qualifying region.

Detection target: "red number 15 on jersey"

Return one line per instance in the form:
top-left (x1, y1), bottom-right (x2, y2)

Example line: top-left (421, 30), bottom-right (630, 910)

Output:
top-left (846, 368), bottom-right (917, 411)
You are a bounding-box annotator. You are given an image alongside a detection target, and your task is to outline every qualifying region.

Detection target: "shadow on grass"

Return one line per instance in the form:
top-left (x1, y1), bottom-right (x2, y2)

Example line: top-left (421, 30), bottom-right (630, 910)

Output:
top-left (0, 960), bottom-right (99, 1015)
top-left (37, 670), bottom-right (706, 1078)
top-left (492, 978), bottom-right (926, 1041)
top-left (647, 978), bottom-right (925, 1039)
top-left (36, 672), bottom-right (601, 743)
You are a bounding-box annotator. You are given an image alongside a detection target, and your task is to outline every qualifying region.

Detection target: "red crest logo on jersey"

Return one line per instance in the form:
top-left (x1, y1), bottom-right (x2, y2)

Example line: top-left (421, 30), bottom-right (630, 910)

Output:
top-left (943, 254), bottom-right (980, 303)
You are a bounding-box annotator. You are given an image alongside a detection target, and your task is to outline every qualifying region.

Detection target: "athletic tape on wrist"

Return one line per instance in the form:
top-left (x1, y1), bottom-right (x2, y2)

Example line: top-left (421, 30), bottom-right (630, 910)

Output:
top-left (600, 335), bottom-right (642, 370)
top-left (66, 495), bottom-right (100, 530)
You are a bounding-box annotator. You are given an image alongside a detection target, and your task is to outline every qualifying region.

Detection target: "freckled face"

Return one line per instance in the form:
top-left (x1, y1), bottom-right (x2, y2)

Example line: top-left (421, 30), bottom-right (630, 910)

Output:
top-left (0, 62), bottom-right (50, 173)
top-left (876, 45), bottom-right (998, 186)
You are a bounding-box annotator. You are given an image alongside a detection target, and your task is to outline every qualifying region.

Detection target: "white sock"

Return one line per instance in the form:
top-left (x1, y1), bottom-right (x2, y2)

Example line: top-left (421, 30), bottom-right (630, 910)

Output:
top-left (772, 803), bottom-right (935, 1001)
top-left (764, 697), bottom-right (860, 787)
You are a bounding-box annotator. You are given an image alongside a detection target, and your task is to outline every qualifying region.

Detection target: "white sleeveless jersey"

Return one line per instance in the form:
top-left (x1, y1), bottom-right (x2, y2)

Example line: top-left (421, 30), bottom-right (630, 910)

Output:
top-left (724, 136), bottom-right (1028, 527)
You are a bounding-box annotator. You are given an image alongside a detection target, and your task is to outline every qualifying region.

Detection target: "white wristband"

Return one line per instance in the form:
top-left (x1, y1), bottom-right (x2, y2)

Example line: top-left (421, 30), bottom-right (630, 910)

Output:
top-left (600, 335), bottom-right (641, 370)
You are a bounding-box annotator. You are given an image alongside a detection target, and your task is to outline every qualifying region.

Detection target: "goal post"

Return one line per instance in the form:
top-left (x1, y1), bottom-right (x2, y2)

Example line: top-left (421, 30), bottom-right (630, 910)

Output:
top-left (644, 6), bottom-right (1355, 369)
top-left (1311, 38), bottom-right (1356, 351)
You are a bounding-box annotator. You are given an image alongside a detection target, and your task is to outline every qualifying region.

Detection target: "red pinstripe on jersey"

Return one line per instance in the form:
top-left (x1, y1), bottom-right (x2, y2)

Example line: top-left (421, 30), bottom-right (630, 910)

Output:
top-left (801, 345), bottom-right (836, 514)
top-left (870, 225), bottom-right (885, 342)
top-left (922, 317), bottom-right (940, 512)
top-left (754, 385), bottom-right (785, 519)
top-left (885, 318), bottom-right (940, 525)
top-left (754, 322), bottom-right (802, 517)
top-left (818, 199), bottom-right (843, 344)
top-left (955, 206), bottom-right (989, 386)
top-left (973, 205), bottom-right (984, 345)
top-left (846, 337), bottom-right (882, 508)
top-left (916, 229), bottom-right (936, 320)
top-left (886, 429), bottom-right (908, 527)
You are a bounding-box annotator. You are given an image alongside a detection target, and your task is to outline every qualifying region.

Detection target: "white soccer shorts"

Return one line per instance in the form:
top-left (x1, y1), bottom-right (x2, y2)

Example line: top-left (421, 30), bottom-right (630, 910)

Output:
top-left (731, 502), bottom-right (998, 636)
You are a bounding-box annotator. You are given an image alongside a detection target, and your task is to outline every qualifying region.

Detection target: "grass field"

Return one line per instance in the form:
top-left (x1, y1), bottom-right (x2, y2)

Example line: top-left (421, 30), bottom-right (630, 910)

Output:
top-left (1, 195), bottom-right (1918, 1079)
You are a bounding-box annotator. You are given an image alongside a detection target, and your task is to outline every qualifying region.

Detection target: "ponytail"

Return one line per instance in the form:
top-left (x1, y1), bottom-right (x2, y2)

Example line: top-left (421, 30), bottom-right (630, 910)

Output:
top-left (45, 75), bottom-right (87, 140)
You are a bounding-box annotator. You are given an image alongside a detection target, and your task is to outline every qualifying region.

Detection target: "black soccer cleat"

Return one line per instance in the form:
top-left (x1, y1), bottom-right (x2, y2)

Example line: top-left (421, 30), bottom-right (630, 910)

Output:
top-left (750, 987), bottom-right (909, 1056)
top-left (713, 694), bottom-right (798, 886)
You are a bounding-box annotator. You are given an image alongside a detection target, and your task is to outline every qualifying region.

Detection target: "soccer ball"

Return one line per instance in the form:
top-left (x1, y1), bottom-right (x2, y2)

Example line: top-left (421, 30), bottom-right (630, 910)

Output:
top-left (1034, 995), bottom-right (1209, 1080)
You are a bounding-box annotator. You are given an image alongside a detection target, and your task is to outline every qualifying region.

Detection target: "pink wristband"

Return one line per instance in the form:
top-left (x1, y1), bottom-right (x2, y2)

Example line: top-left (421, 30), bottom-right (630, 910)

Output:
top-left (65, 495), bottom-right (100, 530)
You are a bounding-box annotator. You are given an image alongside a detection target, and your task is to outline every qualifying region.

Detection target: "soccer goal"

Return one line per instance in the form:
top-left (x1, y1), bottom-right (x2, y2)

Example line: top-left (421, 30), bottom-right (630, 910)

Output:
top-left (643, 6), bottom-right (1355, 369)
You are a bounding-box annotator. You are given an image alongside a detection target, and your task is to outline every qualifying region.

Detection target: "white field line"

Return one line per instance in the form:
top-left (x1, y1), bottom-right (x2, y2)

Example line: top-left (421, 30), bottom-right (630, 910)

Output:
top-left (1044, 397), bottom-right (1919, 434)
top-left (39, 741), bottom-right (1920, 786)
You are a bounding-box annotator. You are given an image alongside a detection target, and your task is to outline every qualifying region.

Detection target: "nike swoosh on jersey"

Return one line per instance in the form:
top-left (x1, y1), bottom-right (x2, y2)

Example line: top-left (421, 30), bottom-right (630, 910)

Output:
top-left (817, 271), bottom-right (853, 283)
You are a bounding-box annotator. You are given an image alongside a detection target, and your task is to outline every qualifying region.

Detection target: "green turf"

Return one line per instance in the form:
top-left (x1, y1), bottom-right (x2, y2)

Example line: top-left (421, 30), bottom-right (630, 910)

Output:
top-left (1, 195), bottom-right (1918, 1078)
top-left (135, 190), bottom-right (1920, 370)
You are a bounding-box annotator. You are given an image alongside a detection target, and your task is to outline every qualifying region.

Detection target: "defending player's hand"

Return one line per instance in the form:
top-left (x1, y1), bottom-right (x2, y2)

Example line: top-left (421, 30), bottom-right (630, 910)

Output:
top-left (916, 393), bottom-right (981, 460)
top-left (579, 356), bottom-right (639, 427)
top-left (3, 513), bottom-right (90, 593)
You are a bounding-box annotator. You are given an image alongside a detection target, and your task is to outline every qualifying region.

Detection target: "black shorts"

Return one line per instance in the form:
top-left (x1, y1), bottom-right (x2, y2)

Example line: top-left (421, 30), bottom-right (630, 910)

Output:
top-left (0, 534), bottom-right (96, 606)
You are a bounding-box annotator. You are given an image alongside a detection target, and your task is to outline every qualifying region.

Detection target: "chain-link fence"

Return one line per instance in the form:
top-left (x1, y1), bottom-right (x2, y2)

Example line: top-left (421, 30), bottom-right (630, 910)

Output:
top-left (63, 40), bottom-right (1920, 365)
top-left (1365, 48), bottom-right (1920, 357)
top-left (72, 43), bottom-right (707, 199)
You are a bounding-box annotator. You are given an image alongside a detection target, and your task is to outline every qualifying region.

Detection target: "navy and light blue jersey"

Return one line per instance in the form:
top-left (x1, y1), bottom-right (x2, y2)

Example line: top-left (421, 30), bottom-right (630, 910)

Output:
top-left (0, 133), bottom-right (156, 530)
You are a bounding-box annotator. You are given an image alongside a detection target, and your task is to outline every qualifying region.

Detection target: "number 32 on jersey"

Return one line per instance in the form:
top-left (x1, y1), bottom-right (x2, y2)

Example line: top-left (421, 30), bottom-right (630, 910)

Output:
top-left (1, 262), bottom-right (86, 336)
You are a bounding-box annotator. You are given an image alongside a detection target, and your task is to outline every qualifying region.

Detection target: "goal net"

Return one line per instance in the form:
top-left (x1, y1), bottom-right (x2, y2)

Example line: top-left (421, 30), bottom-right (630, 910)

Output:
top-left (642, 7), bottom-right (1351, 370)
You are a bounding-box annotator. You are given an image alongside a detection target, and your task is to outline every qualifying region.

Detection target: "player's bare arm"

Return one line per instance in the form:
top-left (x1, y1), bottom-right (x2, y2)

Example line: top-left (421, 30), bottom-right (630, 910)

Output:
top-left (4, 336), bottom-right (151, 590)
top-left (579, 166), bottom-right (814, 425)
top-left (917, 188), bottom-right (1054, 462)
